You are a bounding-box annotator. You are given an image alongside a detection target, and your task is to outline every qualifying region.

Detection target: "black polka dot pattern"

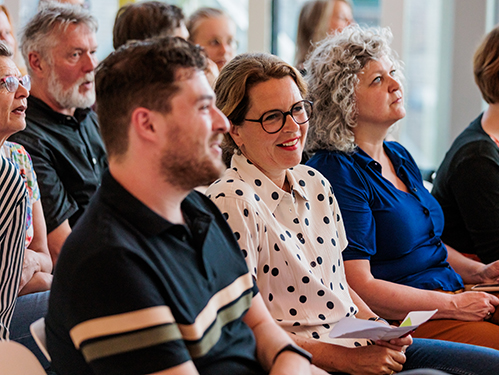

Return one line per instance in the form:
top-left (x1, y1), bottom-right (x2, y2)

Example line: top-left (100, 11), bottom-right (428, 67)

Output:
top-left (205, 156), bottom-right (355, 347)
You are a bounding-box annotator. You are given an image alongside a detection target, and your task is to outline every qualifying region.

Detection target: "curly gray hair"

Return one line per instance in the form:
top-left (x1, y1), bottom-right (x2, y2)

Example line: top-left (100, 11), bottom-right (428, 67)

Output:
top-left (305, 24), bottom-right (403, 153)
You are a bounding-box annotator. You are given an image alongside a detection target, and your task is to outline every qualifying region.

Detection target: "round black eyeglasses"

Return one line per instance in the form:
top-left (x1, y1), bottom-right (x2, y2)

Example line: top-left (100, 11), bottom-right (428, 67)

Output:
top-left (244, 100), bottom-right (313, 134)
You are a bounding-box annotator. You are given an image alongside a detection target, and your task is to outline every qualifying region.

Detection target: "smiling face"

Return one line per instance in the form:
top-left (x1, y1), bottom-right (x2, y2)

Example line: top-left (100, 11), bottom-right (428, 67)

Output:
top-left (230, 76), bottom-right (308, 187)
top-left (191, 15), bottom-right (236, 71)
top-left (355, 55), bottom-right (405, 130)
top-left (158, 69), bottom-right (229, 189)
top-left (44, 22), bottom-right (97, 112)
top-left (0, 56), bottom-right (29, 143)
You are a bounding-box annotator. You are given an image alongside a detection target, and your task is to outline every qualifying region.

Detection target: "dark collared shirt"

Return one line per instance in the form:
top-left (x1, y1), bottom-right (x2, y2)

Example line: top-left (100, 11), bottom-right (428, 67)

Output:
top-left (46, 171), bottom-right (263, 375)
top-left (9, 96), bottom-right (108, 232)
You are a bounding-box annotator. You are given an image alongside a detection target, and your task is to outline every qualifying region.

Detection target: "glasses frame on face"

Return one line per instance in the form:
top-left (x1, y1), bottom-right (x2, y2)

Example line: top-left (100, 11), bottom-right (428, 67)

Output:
top-left (244, 99), bottom-right (313, 134)
top-left (0, 75), bottom-right (31, 93)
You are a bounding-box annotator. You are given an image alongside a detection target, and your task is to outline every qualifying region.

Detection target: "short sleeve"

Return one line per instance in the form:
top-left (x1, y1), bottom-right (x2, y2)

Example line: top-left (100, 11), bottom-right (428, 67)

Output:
top-left (66, 248), bottom-right (192, 375)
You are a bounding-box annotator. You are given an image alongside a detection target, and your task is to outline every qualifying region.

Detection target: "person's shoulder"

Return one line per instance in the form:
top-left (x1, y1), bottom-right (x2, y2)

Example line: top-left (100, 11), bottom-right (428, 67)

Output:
top-left (307, 149), bottom-right (353, 167)
top-left (385, 140), bottom-right (409, 154)
top-left (290, 163), bottom-right (333, 190)
top-left (206, 168), bottom-right (258, 201)
top-left (307, 149), bottom-right (358, 179)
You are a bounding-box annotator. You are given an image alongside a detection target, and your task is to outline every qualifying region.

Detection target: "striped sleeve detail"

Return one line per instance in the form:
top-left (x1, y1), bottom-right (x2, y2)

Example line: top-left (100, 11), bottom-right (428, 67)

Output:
top-left (70, 272), bottom-right (254, 363)
top-left (185, 291), bottom-right (253, 358)
top-left (70, 305), bottom-right (176, 349)
top-left (177, 272), bottom-right (254, 341)
top-left (0, 157), bottom-right (27, 340)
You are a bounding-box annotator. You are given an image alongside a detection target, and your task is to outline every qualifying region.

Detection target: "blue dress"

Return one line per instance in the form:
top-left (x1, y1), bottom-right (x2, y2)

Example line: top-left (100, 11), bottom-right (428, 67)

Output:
top-left (307, 142), bottom-right (463, 292)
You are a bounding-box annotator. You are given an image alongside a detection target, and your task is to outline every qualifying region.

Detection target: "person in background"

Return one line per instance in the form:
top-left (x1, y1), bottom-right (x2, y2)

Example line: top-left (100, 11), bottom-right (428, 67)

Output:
top-left (112, 1), bottom-right (220, 88)
top-left (432, 25), bottom-right (499, 264)
top-left (187, 7), bottom-right (237, 72)
top-left (112, 1), bottom-right (188, 50)
top-left (306, 24), bottom-right (499, 350)
top-left (0, 41), bottom-right (51, 369)
top-left (46, 36), bottom-right (322, 375)
top-left (9, 3), bottom-right (107, 265)
top-left (295, 0), bottom-right (353, 72)
top-left (0, 6), bottom-right (27, 75)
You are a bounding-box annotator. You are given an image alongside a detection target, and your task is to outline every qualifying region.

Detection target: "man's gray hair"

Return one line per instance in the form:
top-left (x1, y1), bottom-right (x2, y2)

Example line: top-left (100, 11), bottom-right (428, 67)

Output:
top-left (21, 3), bottom-right (97, 74)
top-left (305, 25), bottom-right (403, 154)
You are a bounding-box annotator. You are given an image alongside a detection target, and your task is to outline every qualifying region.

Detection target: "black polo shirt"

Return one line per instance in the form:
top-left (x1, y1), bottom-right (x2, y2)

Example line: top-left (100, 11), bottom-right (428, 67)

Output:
top-left (46, 171), bottom-right (264, 375)
top-left (9, 96), bottom-right (108, 232)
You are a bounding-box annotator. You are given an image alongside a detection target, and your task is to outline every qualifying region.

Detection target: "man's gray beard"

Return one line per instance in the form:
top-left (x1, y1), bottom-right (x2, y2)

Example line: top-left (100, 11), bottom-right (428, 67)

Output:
top-left (48, 69), bottom-right (95, 110)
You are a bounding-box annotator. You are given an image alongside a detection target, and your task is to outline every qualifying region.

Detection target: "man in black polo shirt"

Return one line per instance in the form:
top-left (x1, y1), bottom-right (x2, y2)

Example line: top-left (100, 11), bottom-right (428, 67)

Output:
top-left (45, 37), bottom-right (318, 375)
top-left (9, 3), bottom-right (107, 264)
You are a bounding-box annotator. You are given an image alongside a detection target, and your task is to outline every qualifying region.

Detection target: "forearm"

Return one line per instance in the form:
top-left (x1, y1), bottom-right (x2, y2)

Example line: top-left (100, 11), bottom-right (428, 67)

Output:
top-left (26, 248), bottom-right (52, 274)
top-left (446, 244), bottom-right (486, 284)
top-left (348, 275), bottom-right (455, 320)
top-left (18, 272), bottom-right (52, 295)
top-left (290, 334), bottom-right (353, 373)
top-left (252, 319), bottom-right (300, 370)
top-left (348, 287), bottom-right (377, 319)
top-left (244, 295), bottom-right (311, 374)
top-left (47, 220), bottom-right (72, 265)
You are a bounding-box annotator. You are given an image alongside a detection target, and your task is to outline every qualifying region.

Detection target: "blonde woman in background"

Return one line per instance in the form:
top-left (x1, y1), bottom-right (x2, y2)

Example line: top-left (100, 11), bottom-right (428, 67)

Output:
top-left (187, 7), bottom-right (237, 72)
top-left (0, 6), bottom-right (26, 75)
top-left (295, 0), bottom-right (353, 72)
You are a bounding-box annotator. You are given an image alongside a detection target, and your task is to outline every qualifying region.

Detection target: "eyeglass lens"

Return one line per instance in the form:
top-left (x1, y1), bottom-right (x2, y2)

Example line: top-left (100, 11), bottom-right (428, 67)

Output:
top-left (2, 75), bottom-right (31, 92)
top-left (261, 100), bottom-right (312, 133)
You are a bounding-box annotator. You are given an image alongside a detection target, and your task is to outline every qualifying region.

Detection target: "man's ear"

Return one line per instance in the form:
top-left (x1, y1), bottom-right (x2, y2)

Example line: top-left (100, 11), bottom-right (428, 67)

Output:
top-left (130, 107), bottom-right (157, 142)
top-left (28, 52), bottom-right (46, 77)
top-left (229, 121), bottom-right (244, 148)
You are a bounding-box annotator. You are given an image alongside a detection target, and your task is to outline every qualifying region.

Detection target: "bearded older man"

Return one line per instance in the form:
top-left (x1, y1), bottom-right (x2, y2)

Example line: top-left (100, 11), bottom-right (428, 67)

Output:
top-left (10, 3), bottom-right (107, 264)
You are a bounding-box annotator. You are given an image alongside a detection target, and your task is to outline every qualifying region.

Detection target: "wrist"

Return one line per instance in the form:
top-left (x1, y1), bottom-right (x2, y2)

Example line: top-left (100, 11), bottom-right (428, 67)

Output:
top-left (273, 343), bottom-right (312, 365)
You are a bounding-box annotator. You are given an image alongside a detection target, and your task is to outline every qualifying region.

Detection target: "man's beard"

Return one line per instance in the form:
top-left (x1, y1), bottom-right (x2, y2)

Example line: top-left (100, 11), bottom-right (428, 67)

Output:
top-left (48, 68), bottom-right (95, 110)
top-left (160, 134), bottom-right (225, 191)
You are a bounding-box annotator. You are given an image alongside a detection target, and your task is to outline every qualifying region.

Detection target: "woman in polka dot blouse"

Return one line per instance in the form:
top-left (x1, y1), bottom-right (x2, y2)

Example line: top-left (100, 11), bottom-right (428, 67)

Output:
top-left (305, 25), bottom-right (499, 352)
top-left (206, 52), bottom-right (499, 374)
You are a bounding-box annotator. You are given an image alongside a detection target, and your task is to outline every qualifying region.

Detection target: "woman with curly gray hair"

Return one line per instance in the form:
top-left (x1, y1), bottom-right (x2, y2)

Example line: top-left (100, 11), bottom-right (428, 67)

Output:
top-left (306, 24), bottom-right (499, 350)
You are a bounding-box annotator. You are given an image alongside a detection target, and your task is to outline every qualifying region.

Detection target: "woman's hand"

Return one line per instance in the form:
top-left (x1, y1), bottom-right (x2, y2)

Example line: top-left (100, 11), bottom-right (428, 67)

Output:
top-left (376, 334), bottom-right (412, 352)
top-left (446, 291), bottom-right (498, 321)
top-left (19, 249), bottom-right (41, 291)
top-left (479, 260), bottom-right (499, 283)
top-left (341, 345), bottom-right (406, 375)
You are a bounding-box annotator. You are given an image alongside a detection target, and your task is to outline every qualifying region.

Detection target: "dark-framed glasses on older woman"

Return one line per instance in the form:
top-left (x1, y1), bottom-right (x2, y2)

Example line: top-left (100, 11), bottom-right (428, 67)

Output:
top-left (245, 99), bottom-right (313, 134)
top-left (0, 75), bottom-right (31, 93)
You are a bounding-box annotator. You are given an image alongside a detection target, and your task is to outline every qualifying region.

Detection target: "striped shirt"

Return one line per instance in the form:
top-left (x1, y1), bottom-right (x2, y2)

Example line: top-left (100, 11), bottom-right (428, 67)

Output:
top-left (0, 156), bottom-right (27, 340)
top-left (46, 171), bottom-right (264, 375)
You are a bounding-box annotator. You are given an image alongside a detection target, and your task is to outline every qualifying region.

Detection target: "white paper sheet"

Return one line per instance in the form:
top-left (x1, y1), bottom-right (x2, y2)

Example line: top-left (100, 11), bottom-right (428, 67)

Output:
top-left (328, 310), bottom-right (438, 341)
